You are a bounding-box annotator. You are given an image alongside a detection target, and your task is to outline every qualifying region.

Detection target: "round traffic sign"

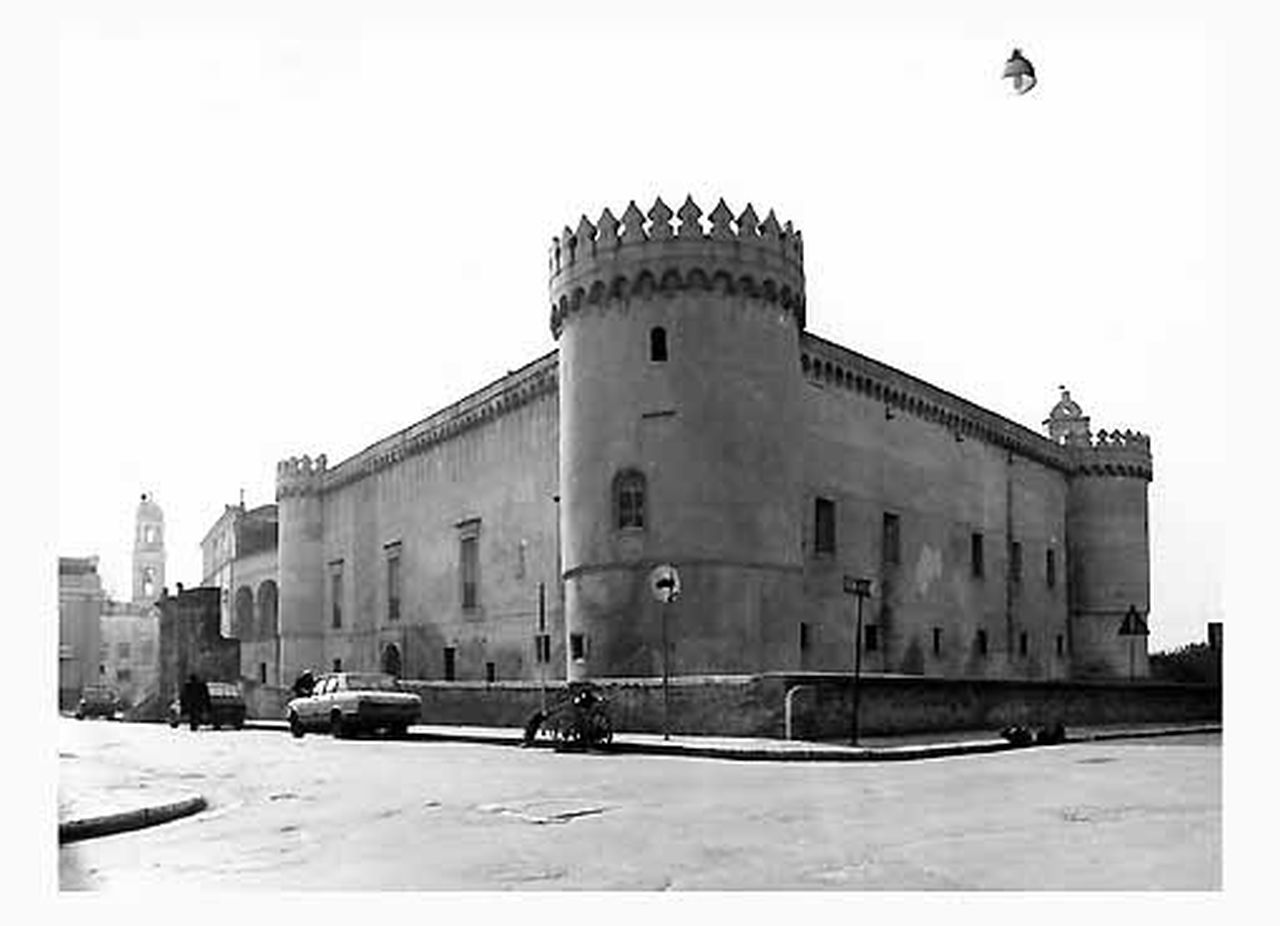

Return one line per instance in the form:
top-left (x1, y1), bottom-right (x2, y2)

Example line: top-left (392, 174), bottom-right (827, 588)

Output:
top-left (649, 563), bottom-right (681, 603)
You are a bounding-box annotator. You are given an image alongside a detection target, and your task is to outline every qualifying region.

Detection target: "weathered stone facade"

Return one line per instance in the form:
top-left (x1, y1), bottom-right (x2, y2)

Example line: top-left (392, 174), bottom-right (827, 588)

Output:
top-left (270, 196), bottom-right (1153, 687)
top-left (58, 556), bottom-right (105, 710)
top-left (156, 585), bottom-right (240, 706)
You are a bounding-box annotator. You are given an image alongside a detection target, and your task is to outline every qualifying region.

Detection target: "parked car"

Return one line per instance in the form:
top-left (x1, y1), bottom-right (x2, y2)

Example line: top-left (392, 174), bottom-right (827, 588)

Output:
top-left (168, 681), bottom-right (247, 730)
top-left (75, 686), bottom-right (123, 720)
top-left (286, 672), bottom-right (421, 739)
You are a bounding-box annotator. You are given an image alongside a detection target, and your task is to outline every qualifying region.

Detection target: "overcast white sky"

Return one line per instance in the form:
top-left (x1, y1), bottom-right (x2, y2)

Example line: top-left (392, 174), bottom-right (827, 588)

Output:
top-left (55, 1), bottom-right (1226, 652)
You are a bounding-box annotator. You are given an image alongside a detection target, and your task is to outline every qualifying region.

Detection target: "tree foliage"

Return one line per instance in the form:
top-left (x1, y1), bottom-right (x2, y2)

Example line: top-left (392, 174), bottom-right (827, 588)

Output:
top-left (1148, 642), bottom-right (1221, 685)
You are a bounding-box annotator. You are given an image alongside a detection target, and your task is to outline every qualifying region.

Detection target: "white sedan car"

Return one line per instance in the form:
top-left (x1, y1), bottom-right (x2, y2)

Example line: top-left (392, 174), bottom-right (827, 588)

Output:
top-left (286, 672), bottom-right (421, 739)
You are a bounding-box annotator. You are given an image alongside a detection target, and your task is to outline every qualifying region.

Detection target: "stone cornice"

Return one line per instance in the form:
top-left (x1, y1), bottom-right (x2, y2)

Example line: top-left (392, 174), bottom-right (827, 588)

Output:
top-left (801, 334), bottom-right (1076, 472)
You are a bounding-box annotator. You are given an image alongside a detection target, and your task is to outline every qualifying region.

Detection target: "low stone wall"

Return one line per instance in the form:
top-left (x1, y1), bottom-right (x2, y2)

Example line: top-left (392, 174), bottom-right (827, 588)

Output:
top-left (399, 673), bottom-right (1220, 739)
top-left (249, 672), bottom-right (1220, 738)
top-left (241, 680), bottom-right (290, 721)
top-left (770, 673), bottom-right (1221, 740)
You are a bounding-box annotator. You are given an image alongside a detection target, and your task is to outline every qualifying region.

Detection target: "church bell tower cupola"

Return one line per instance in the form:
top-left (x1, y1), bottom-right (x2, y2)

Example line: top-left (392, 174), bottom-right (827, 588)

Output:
top-left (132, 492), bottom-right (166, 605)
top-left (1044, 386), bottom-right (1092, 446)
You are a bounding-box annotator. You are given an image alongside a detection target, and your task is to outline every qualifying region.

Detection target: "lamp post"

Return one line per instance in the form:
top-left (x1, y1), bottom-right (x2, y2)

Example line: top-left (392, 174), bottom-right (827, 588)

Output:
top-left (649, 564), bottom-right (682, 741)
top-left (843, 575), bottom-right (873, 745)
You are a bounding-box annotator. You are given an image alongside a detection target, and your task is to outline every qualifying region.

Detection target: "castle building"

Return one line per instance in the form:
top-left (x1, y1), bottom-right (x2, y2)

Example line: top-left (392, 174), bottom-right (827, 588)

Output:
top-left (270, 196), bottom-right (1153, 687)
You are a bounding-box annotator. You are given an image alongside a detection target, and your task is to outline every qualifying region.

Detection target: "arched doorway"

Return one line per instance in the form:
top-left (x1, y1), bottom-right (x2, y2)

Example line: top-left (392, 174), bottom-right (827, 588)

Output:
top-left (235, 586), bottom-right (255, 640)
top-left (257, 580), bottom-right (278, 639)
top-left (381, 642), bottom-right (402, 678)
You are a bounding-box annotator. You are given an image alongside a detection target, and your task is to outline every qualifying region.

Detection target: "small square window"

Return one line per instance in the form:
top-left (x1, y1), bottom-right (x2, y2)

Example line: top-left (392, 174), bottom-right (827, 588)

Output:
top-left (259, 662), bottom-right (267, 683)
top-left (443, 647), bottom-right (456, 681)
top-left (864, 625), bottom-right (879, 652)
top-left (976, 629), bottom-right (988, 655)
top-left (1056, 634), bottom-right (1065, 657)
top-left (570, 633), bottom-right (585, 661)
top-left (932, 627), bottom-right (942, 656)
top-left (333, 657), bottom-right (342, 672)
top-left (535, 634), bottom-right (551, 664)
top-left (1019, 631), bottom-right (1028, 656)
top-left (485, 661), bottom-right (496, 683)
top-left (799, 622), bottom-right (810, 652)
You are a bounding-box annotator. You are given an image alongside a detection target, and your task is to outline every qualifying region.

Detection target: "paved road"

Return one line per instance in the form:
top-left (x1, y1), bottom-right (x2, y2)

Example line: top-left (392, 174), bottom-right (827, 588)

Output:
top-left (58, 719), bottom-right (1220, 890)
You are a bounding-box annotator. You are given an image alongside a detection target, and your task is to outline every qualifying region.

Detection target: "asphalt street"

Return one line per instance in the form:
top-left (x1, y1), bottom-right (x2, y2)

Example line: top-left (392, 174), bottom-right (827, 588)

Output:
top-left (58, 718), bottom-right (1220, 890)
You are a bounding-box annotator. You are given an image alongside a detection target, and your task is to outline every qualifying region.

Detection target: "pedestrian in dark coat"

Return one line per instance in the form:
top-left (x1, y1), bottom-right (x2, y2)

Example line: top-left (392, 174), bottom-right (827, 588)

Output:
top-left (181, 673), bottom-right (202, 731)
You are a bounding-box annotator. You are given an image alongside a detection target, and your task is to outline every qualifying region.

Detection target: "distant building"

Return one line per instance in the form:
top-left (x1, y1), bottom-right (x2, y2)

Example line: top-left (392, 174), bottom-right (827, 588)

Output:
top-left (99, 604), bottom-right (159, 708)
top-left (262, 196), bottom-right (1154, 686)
top-left (199, 501), bottom-right (280, 684)
top-left (156, 584), bottom-right (240, 706)
top-left (58, 556), bottom-right (105, 710)
top-left (1207, 622), bottom-right (1222, 651)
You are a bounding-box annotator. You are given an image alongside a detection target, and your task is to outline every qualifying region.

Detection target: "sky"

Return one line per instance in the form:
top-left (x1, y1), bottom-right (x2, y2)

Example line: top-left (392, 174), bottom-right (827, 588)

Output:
top-left (54, 1), bottom-right (1226, 653)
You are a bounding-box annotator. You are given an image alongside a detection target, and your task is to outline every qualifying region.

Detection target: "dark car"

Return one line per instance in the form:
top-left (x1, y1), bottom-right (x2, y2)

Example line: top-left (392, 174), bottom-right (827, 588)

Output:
top-left (75, 686), bottom-right (123, 720)
top-left (286, 672), bottom-right (421, 738)
top-left (168, 681), bottom-right (247, 730)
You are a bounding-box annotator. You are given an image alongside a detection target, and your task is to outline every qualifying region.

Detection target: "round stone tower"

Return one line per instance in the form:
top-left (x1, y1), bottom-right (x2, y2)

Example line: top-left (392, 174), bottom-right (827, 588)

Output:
top-left (1045, 390), bottom-right (1154, 678)
top-left (549, 196), bottom-right (807, 680)
top-left (276, 454), bottom-right (327, 684)
top-left (132, 492), bottom-right (166, 605)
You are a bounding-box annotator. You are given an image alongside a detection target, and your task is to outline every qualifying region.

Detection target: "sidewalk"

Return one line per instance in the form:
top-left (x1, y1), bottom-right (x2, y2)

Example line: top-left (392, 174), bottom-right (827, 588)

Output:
top-left (59, 719), bottom-right (1219, 844)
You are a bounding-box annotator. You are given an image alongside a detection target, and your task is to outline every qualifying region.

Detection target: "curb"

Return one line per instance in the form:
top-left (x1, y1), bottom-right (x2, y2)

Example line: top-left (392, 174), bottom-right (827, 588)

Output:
top-left (59, 794), bottom-right (208, 844)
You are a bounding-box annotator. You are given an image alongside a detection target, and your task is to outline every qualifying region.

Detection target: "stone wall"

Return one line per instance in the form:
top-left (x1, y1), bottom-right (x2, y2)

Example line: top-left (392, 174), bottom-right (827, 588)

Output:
top-left (387, 673), bottom-right (1219, 739)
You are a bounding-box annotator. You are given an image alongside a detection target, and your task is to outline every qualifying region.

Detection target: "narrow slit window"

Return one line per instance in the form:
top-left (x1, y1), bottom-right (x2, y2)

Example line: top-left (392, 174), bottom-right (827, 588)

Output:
top-left (1046, 548), bottom-right (1057, 589)
top-left (971, 533), bottom-right (985, 578)
top-left (865, 625), bottom-right (879, 652)
top-left (814, 498), bottom-right (836, 555)
top-left (650, 326), bottom-right (668, 362)
top-left (932, 627), bottom-right (942, 656)
top-left (570, 633), bottom-right (586, 661)
top-left (976, 629), bottom-right (988, 655)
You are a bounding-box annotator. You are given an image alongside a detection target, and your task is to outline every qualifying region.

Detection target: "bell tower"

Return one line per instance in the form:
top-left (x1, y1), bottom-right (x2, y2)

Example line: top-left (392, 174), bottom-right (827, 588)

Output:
top-left (132, 492), bottom-right (166, 605)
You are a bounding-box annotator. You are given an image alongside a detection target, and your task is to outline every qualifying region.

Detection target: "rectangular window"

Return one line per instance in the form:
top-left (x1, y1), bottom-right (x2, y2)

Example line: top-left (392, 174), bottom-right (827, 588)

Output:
top-left (116, 642), bottom-right (131, 660)
top-left (799, 622), bottom-right (810, 652)
top-left (1019, 631), bottom-right (1028, 656)
top-left (882, 512), bottom-right (901, 566)
top-left (1056, 634), bottom-right (1064, 657)
top-left (971, 532), bottom-right (985, 578)
top-left (864, 625), bottom-right (879, 652)
top-left (461, 536), bottom-right (479, 610)
top-left (333, 657), bottom-right (342, 672)
top-left (386, 551), bottom-right (402, 622)
top-left (1046, 548), bottom-right (1057, 589)
top-left (331, 568), bottom-right (343, 629)
top-left (259, 662), bottom-right (267, 683)
top-left (443, 647), bottom-right (456, 681)
top-left (976, 629), bottom-right (988, 655)
top-left (814, 497), bottom-right (836, 555)
top-left (116, 667), bottom-right (131, 682)
top-left (1010, 541), bottom-right (1022, 584)
top-left (535, 634), bottom-right (552, 664)
top-left (932, 627), bottom-right (942, 656)
top-left (485, 661), bottom-right (496, 683)
top-left (570, 632), bottom-right (585, 661)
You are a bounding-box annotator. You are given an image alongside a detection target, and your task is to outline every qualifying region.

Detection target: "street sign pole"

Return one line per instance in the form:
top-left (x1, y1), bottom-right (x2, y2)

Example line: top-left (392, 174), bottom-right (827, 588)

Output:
top-left (662, 598), bottom-right (670, 741)
top-left (843, 576), bottom-right (873, 747)
top-left (649, 564), bottom-right (681, 743)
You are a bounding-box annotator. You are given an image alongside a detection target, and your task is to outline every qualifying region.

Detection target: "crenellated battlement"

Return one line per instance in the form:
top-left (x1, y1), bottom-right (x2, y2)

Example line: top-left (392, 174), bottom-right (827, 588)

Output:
top-left (1071, 428), bottom-right (1153, 480)
top-left (549, 195), bottom-right (806, 338)
top-left (276, 453), bottom-right (328, 499)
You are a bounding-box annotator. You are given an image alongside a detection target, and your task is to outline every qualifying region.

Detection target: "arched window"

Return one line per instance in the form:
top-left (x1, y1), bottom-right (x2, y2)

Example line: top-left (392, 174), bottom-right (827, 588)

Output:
top-left (614, 470), bottom-right (647, 530)
top-left (649, 326), bottom-right (668, 363)
top-left (257, 580), bottom-right (278, 638)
